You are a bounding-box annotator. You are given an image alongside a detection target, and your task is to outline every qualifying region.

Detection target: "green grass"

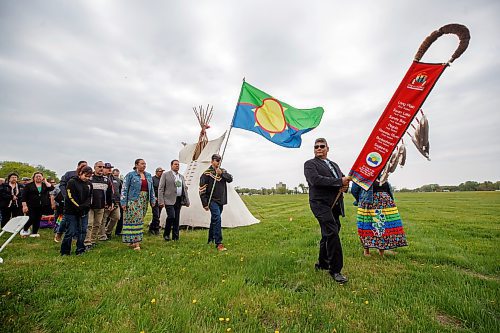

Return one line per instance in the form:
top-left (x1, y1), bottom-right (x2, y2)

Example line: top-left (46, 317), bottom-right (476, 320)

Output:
top-left (1, 192), bottom-right (499, 332)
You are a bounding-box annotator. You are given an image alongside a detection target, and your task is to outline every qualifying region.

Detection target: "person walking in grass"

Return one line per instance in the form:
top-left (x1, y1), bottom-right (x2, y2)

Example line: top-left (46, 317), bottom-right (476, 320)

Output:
top-left (104, 165), bottom-right (122, 239)
top-left (84, 161), bottom-right (113, 250)
top-left (304, 138), bottom-right (350, 284)
top-left (199, 154), bottom-right (233, 252)
top-left (21, 172), bottom-right (54, 238)
top-left (110, 168), bottom-right (124, 236)
top-left (60, 166), bottom-right (93, 256)
top-left (120, 159), bottom-right (156, 251)
top-left (54, 160), bottom-right (88, 242)
top-left (148, 167), bottom-right (164, 236)
top-left (351, 178), bottom-right (408, 257)
top-left (158, 160), bottom-right (190, 242)
top-left (99, 162), bottom-right (120, 240)
top-left (0, 172), bottom-right (23, 227)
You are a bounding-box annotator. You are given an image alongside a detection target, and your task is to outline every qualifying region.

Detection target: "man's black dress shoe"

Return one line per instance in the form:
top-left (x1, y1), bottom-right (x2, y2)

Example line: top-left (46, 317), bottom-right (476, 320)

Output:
top-left (163, 236), bottom-right (171, 241)
top-left (331, 273), bottom-right (348, 284)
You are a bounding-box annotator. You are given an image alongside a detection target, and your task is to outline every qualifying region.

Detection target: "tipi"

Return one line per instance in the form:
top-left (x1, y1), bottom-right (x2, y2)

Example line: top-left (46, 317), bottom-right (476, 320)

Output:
top-left (160, 105), bottom-right (260, 228)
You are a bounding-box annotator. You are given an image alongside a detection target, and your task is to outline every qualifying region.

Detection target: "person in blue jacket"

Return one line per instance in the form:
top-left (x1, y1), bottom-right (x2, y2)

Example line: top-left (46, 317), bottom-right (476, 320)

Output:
top-left (120, 158), bottom-right (156, 251)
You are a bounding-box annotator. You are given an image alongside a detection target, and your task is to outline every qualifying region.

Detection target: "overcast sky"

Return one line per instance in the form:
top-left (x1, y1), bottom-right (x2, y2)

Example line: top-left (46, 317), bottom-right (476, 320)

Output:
top-left (1, 0), bottom-right (498, 189)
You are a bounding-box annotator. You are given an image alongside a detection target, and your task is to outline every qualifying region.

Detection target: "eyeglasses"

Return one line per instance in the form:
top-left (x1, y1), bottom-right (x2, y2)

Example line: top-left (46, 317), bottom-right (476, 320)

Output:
top-left (96, 166), bottom-right (104, 168)
top-left (314, 144), bottom-right (326, 149)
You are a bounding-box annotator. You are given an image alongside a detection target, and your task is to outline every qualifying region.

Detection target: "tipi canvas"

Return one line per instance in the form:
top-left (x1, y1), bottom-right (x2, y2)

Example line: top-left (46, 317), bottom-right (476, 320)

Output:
top-left (160, 105), bottom-right (260, 228)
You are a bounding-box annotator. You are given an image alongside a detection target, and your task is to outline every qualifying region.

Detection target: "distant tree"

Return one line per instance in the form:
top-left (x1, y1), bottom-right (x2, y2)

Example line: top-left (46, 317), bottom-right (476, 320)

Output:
top-left (298, 183), bottom-right (308, 194)
top-left (0, 161), bottom-right (59, 182)
top-left (477, 181), bottom-right (496, 191)
top-left (276, 186), bottom-right (287, 195)
top-left (419, 184), bottom-right (441, 192)
top-left (458, 181), bottom-right (479, 191)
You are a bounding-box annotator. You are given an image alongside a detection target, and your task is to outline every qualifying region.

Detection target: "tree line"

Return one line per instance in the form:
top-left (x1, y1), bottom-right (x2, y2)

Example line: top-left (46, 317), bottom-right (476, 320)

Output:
top-left (235, 183), bottom-right (308, 195)
top-left (398, 180), bottom-right (500, 192)
top-left (0, 161), bottom-right (59, 182)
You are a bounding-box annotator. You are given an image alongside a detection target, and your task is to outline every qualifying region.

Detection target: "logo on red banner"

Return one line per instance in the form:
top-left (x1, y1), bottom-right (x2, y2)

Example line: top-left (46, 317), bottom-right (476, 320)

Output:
top-left (407, 72), bottom-right (428, 91)
top-left (366, 152), bottom-right (383, 167)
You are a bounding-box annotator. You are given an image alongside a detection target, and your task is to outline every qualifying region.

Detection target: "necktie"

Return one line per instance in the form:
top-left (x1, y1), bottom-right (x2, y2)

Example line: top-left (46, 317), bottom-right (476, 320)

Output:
top-left (327, 160), bottom-right (339, 178)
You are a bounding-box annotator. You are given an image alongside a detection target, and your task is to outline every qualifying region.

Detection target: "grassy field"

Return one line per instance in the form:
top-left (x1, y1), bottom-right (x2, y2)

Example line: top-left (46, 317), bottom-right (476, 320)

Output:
top-left (0, 192), bottom-right (499, 332)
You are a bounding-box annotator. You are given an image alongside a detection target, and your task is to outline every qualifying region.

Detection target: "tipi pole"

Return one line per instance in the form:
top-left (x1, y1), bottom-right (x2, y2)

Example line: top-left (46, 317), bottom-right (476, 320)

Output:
top-left (206, 77), bottom-right (245, 207)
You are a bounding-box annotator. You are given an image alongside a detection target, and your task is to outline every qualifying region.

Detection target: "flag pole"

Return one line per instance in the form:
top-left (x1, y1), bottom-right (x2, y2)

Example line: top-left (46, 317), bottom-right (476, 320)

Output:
top-left (219, 77), bottom-right (245, 160)
top-left (206, 77), bottom-right (246, 208)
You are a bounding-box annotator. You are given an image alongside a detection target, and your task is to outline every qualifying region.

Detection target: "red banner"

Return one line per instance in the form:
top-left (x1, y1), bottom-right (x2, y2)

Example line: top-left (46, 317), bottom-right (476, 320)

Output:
top-left (349, 61), bottom-right (447, 190)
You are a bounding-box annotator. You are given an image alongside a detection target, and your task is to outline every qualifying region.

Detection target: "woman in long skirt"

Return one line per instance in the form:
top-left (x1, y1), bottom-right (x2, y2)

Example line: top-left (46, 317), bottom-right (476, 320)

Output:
top-left (120, 159), bottom-right (156, 251)
top-left (351, 180), bottom-right (407, 256)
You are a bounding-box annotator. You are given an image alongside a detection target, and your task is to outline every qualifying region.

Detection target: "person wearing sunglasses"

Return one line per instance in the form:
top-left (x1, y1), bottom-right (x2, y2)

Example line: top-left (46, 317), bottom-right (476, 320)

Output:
top-left (304, 138), bottom-right (350, 284)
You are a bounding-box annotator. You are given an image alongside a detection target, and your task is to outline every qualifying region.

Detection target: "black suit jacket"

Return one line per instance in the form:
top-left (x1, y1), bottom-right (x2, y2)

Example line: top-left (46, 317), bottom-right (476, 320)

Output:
top-left (304, 157), bottom-right (345, 217)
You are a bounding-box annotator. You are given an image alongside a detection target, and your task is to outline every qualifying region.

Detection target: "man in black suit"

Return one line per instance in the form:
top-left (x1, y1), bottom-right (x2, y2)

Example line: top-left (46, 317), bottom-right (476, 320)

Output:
top-left (304, 138), bottom-right (350, 283)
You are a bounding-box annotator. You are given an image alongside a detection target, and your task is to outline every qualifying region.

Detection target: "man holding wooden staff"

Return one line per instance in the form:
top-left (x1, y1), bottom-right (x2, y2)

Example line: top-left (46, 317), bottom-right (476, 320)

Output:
top-left (304, 138), bottom-right (350, 284)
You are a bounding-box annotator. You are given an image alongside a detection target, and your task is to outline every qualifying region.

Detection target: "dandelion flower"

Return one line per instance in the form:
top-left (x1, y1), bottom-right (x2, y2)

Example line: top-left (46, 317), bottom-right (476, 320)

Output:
top-left (225, 318), bottom-right (230, 322)
top-left (219, 317), bottom-right (225, 322)
top-left (364, 300), bottom-right (369, 305)
top-left (150, 298), bottom-right (156, 304)
top-left (226, 328), bottom-right (232, 332)
top-left (192, 299), bottom-right (197, 304)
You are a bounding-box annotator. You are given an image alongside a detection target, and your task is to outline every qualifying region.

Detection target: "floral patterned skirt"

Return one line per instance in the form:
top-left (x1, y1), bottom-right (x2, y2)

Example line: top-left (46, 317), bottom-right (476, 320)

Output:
top-left (122, 191), bottom-right (149, 244)
top-left (357, 192), bottom-right (408, 250)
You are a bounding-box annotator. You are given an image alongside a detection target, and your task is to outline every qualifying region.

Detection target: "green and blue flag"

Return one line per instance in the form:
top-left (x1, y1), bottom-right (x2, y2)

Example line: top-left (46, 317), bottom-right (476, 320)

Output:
top-left (232, 82), bottom-right (324, 148)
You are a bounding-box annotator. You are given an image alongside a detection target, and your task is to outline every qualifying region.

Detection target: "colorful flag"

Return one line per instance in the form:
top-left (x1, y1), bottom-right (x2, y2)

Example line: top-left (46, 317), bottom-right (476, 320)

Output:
top-left (232, 82), bottom-right (324, 148)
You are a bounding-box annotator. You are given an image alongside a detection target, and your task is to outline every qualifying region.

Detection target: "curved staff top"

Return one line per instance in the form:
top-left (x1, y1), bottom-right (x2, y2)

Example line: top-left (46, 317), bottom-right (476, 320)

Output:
top-left (348, 24), bottom-right (470, 191)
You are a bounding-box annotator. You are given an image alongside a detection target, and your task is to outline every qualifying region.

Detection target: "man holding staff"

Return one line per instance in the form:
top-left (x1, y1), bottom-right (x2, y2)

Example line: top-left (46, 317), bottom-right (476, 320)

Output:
top-left (304, 138), bottom-right (350, 283)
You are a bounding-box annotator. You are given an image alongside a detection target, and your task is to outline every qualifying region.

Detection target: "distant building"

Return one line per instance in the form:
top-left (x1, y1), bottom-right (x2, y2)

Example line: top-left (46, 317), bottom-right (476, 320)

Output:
top-left (276, 182), bottom-right (287, 190)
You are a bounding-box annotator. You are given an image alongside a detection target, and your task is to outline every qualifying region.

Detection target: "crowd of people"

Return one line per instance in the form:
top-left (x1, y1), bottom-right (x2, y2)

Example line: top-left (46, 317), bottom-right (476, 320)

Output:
top-left (0, 153), bottom-right (233, 255)
top-left (1, 139), bottom-right (407, 283)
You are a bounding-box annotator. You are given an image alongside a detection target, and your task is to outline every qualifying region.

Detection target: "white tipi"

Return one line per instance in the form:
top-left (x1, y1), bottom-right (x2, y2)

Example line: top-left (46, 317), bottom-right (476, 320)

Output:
top-left (160, 105), bottom-right (260, 228)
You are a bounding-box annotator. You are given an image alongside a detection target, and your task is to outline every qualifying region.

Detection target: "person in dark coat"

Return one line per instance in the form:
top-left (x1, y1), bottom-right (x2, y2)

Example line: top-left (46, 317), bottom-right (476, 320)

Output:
top-left (21, 172), bottom-right (54, 237)
top-left (199, 154), bottom-right (233, 251)
top-left (0, 172), bottom-right (23, 227)
top-left (304, 138), bottom-right (350, 283)
top-left (61, 166), bottom-right (93, 255)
